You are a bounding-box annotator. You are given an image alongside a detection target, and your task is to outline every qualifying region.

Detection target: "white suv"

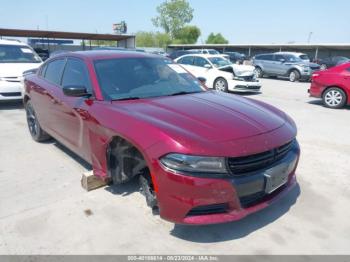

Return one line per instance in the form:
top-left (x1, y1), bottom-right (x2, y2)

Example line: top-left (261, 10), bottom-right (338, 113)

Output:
top-left (0, 39), bottom-right (42, 101)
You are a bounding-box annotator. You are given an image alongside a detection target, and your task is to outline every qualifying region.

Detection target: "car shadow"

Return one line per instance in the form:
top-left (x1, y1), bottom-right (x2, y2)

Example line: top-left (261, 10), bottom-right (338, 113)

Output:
top-left (308, 99), bottom-right (350, 110)
top-left (170, 183), bottom-right (300, 243)
top-left (104, 178), bottom-right (140, 197)
top-left (260, 77), bottom-right (310, 83)
top-left (0, 100), bottom-right (23, 110)
top-left (53, 141), bottom-right (92, 170)
top-left (232, 91), bottom-right (262, 96)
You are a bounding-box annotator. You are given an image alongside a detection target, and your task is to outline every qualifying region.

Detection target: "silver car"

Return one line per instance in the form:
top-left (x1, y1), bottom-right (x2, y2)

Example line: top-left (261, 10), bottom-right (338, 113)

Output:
top-left (252, 52), bottom-right (320, 82)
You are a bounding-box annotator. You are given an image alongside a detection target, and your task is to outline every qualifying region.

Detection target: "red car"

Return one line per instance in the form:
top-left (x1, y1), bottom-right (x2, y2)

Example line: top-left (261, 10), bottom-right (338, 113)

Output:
top-left (309, 62), bottom-right (350, 109)
top-left (24, 51), bottom-right (300, 225)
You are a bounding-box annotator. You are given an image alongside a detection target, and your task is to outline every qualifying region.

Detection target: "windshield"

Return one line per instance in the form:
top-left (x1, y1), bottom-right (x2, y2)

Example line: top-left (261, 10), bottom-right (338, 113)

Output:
top-left (299, 55), bottom-right (310, 60)
top-left (208, 57), bottom-right (232, 68)
top-left (0, 45), bottom-right (42, 63)
top-left (208, 50), bottom-right (220, 55)
top-left (284, 54), bottom-right (303, 63)
top-left (94, 57), bottom-right (205, 100)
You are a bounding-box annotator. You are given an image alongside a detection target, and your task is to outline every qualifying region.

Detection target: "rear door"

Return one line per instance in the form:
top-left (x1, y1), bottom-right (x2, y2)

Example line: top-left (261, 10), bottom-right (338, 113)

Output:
top-left (259, 54), bottom-right (274, 74)
top-left (33, 58), bottom-right (66, 135)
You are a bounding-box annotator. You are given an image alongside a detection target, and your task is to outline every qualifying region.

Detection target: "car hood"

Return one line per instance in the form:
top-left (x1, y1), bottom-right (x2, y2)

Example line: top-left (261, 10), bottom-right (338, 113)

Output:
top-left (112, 92), bottom-right (287, 143)
top-left (219, 64), bottom-right (255, 76)
top-left (0, 63), bottom-right (42, 77)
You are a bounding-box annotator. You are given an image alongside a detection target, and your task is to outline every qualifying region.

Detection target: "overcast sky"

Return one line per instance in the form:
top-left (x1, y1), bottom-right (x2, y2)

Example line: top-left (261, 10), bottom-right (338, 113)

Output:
top-left (1, 0), bottom-right (349, 44)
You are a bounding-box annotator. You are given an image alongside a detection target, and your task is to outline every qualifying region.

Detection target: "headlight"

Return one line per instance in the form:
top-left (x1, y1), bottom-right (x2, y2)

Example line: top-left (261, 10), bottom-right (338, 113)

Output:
top-left (160, 154), bottom-right (228, 174)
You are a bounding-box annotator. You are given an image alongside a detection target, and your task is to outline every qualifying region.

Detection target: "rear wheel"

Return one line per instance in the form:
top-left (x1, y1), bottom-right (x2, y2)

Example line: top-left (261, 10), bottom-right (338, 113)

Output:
top-left (289, 70), bottom-right (300, 82)
top-left (322, 87), bottom-right (347, 109)
top-left (214, 77), bottom-right (228, 92)
top-left (25, 101), bottom-right (50, 142)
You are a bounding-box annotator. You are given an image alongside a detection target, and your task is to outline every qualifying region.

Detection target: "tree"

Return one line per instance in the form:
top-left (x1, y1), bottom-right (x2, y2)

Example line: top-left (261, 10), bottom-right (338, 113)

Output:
top-left (173, 25), bottom-right (201, 44)
top-left (152, 0), bottom-right (194, 39)
top-left (135, 31), bottom-right (172, 48)
top-left (206, 33), bottom-right (229, 44)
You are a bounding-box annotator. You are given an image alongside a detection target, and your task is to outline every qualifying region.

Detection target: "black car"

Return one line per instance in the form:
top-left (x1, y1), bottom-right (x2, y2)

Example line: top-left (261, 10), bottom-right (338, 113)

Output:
top-left (167, 50), bottom-right (200, 60)
top-left (224, 52), bottom-right (246, 64)
top-left (318, 56), bottom-right (350, 70)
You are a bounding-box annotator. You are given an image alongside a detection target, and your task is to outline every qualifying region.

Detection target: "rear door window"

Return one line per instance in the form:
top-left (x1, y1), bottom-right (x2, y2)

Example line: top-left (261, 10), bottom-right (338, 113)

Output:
top-left (194, 57), bottom-right (210, 67)
top-left (256, 54), bottom-right (273, 61)
top-left (44, 59), bottom-right (66, 85)
top-left (178, 56), bottom-right (194, 65)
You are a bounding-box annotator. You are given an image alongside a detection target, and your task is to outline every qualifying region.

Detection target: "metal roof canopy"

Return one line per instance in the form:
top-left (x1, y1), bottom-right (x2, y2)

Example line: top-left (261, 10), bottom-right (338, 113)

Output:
top-left (0, 28), bottom-right (135, 41)
top-left (168, 43), bottom-right (350, 50)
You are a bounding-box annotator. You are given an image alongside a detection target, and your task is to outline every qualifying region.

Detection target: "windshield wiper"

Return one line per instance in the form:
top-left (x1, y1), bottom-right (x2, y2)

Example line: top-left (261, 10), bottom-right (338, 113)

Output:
top-left (112, 96), bottom-right (141, 101)
top-left (169, 91), bottom-right (202, 96)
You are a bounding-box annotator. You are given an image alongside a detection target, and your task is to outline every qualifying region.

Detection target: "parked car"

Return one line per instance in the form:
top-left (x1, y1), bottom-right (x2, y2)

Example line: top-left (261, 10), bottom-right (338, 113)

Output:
top-left (167, 50), bottom-right (200, 60)
top-left (317, 56), bottom-right (350, 70)
top-left (309, 62), bottom-right (350, 109)
top-left (175, 54), bottom-right (261, 93)
top-left (24, 51), bottom-right (299, 225)
top-left (0, 39), bottom-right (42, 101)
top-left (253, 52), bottom-right (320, 82)
top-left (34, 48), bottom-right (50, 61)
top-left (224, 51), bottom-right (246, 64)
top-left (189, 49), bottom-right (230, 60)
top-left (275, 52), bottom-right (310, 63)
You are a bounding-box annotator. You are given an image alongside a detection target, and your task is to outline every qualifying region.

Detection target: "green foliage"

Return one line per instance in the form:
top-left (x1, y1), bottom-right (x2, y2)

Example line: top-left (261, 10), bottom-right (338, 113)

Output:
top-left (152, 0), bottom-right (194, 38)
top-left (206, 33), bottom-right (229, 44)
top-left (135, 31), bottom-right (172, 48)
top-left (173, 25), bottom-right (201, 44)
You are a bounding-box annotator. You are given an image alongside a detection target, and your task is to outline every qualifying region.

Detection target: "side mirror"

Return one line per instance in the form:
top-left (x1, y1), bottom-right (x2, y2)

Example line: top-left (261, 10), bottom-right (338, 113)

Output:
top-left (197, 77), bottom-right (207, 84)
top-left (63, 85), bottom-right (89, 97)
top-left (279, 58), bottom-right (286, 63)
top-left (204, 64), bottom-right (212, 69)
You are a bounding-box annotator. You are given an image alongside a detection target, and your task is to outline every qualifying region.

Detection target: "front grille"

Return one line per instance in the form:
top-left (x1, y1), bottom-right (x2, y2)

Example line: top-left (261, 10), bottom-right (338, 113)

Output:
top-left (186, 203), bottom-right (229, 217)
top-left (310, 66), bottom-right (320, 70)
top-left (0, 92), bottom-right (22, 97)
top-left (235, 85), bottom-right (261, 90)
top-left (227, 140), bottom-right (294, 175)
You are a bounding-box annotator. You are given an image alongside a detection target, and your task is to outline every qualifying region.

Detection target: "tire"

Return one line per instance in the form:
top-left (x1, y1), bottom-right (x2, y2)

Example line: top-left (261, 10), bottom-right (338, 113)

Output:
top-left (214, 77), bottom-right (228, 92)
top-left (139, 170), bottom-right (158, 210)
top-left (289, 70), bottom-right (300, 82)
top-left (254, 67), bottom-right (263, 78)
top-left (320, 64), bottom-right (327, 70)
top-left (25, 101), bottom-right (51, 142)
top-left (322, 87), bottom-right (347, 109)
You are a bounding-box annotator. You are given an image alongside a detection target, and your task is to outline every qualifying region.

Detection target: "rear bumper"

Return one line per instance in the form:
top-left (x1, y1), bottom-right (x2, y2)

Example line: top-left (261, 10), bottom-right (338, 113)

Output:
top-left (0, 81), bottom-right (24, 101)
top-left (228, 79), bottom-right (262, 93)
top-left (153, 141), bottom-right (300, 225)
top-left (308, 81), bottom-right (325, 98)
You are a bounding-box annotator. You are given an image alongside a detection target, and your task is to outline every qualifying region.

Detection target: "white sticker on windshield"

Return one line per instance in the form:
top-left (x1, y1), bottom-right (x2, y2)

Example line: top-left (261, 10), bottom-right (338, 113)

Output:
top-left (21, 48), bottom-right (33, 54)
top-left (168, 64), bottom-right (187, 74)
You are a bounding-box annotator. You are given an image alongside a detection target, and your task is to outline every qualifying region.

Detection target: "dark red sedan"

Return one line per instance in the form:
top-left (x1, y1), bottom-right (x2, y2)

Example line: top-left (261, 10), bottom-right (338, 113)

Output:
top-left (309, 62), bottom-right (350, 109)
top-left (24, 51), bottom-right (300, 225)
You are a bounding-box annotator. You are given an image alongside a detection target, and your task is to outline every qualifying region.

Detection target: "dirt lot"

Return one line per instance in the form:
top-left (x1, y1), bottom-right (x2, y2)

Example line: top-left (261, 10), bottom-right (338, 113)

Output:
top-left (0, 78), bottom-right (349, 255)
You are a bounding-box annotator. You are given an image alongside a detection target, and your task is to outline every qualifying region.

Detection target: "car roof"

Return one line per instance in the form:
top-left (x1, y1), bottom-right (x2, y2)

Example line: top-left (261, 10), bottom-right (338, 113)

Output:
top-left (275, 52), bottom-right (307, 56)
top-left (0, 39), bottom-right (28, 46)
top-left (51, 50), bottom-right (161, 61)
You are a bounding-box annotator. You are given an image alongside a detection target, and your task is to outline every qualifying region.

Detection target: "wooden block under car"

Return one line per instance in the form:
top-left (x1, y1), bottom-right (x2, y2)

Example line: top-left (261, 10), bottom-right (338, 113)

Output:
top-left (81, 171), bottom-right (108, 191)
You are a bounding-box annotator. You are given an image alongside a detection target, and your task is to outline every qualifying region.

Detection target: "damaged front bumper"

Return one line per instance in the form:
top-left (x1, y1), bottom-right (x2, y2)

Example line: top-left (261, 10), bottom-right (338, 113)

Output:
top-left (228, 78), bottom-right (262, 93)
